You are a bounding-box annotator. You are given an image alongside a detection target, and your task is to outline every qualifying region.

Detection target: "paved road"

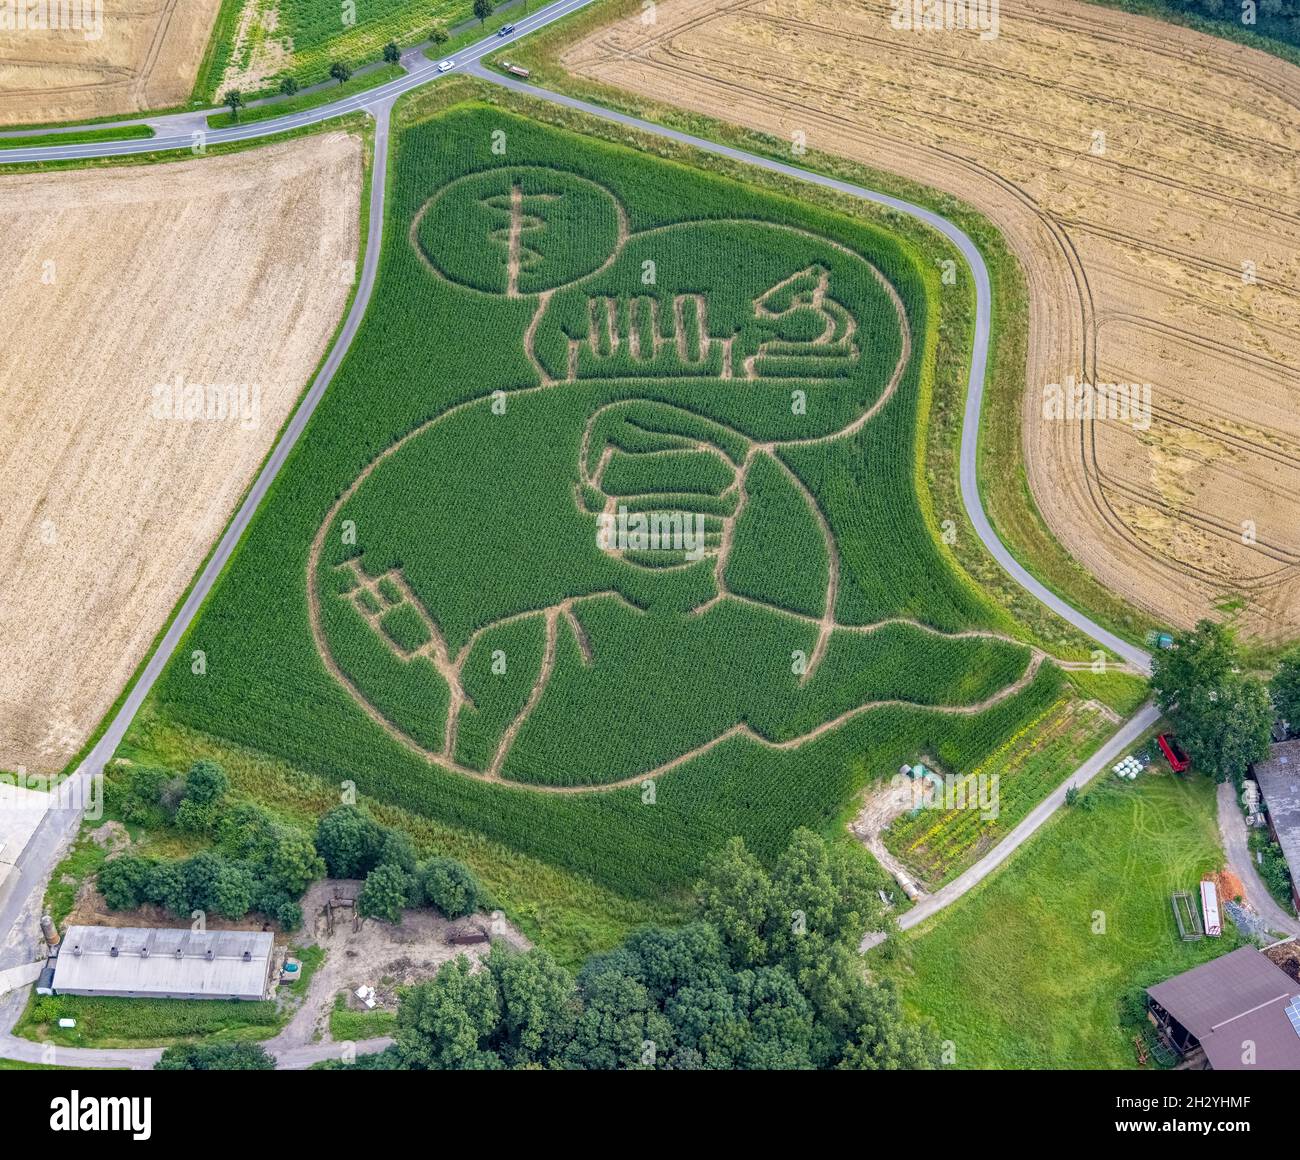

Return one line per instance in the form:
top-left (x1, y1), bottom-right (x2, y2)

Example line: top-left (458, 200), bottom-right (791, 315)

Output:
top-left (1216, 781), bottom-right (1300, 939)
top-left (0, 5), bottom-right (1158, 1065)
top-left (0, 0), bottom-right (595, 163)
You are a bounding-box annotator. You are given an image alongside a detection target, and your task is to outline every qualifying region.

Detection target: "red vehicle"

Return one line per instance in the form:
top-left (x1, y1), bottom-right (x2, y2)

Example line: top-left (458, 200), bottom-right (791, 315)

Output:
top-left (1157, 733), bottom-right (1190, 773)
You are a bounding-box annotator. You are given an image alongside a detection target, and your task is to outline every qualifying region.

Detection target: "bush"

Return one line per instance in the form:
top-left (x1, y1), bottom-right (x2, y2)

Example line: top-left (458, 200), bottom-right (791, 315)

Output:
top-left (418, 857), bottom-right (485, 919)
top-left (315, 804), bottom-right (384, 878)
top-left (98, 856), bottom-right (154, 911)
top-left (184, 760), bottom-right (229, 806)
top-left (156, 1042), bottom-right (275, 1070)
top-left (279, 76), bottom-right (299, 96)
top-left (358, 862), bottom-right (413, 922)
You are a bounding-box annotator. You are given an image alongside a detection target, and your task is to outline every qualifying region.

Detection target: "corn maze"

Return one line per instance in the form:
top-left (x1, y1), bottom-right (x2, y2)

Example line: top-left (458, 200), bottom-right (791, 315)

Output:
top-left (149, 104), bottom-right (1073, 893)
top-left (310, 159), bottom-right (1051, 791)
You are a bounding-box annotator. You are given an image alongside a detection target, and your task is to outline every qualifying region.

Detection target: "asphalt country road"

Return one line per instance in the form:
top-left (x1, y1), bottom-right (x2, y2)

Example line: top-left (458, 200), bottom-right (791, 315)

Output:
top-left (0, 2), bottom-right (1156, 1066)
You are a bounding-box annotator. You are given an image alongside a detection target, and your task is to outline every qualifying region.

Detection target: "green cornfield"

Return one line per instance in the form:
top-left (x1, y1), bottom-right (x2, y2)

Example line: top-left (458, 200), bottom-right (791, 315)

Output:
top-left (142, 102), bottom-right (1069, 899)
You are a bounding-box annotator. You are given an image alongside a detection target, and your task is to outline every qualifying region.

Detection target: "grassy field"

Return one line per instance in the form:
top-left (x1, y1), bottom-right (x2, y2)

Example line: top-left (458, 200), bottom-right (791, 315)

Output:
top-left (330, 992), bottom-right (399, 1040)
top-left (198, 0), bottom-right (481, 99)
top-left (16, 993), bottom-right (282, 1049)
top-left (0, 125), bottom-right (154, 150)
top-left (206, 65), bottom-right (404, 129)
top-left (879, 771), bottom-right (1237, 1068)
top-left (127, 96), bottom-right (1087, 908)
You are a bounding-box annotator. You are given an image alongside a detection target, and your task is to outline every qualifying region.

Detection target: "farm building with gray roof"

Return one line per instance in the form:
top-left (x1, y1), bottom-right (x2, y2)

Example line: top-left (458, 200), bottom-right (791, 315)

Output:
top-left (52, 926), bottom-right (275, 1001)
top-left (1251, 740), bottom-right (1300, 912)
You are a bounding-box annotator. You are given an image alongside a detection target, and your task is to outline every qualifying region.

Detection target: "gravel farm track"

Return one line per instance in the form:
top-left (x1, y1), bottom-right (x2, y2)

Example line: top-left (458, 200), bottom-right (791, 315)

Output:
top-left (0, 0), bottom-right (1163, 1066)
top-left (563, 0), bottom-right (1300, 641)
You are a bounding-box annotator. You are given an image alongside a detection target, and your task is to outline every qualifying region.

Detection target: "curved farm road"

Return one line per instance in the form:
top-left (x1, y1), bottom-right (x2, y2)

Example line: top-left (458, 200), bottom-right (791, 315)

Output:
top-left (1216, 781), bottom-right (1300, 940)
top-left (0, 3), bottom-right (1157, 1065)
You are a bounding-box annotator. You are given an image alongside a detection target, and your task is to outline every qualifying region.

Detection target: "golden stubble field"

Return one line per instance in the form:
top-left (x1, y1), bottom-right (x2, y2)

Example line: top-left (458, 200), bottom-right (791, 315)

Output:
top-left (0, 131), bottom-right (363, 774)
top-left (0, 0), bottom-right (221, 125)
top-left (564, 0), bottom-right (1300, 640)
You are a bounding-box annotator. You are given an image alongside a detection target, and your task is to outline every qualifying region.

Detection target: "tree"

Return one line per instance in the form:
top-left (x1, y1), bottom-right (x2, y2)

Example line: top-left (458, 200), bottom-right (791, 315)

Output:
top-left (1151, 620), bottom-right (1270, 782)
top-left (382, 829), bottom-right (938, 1071)
top-left (418, 857), bottom-right (485, 918)
top-left (314, 804), bottom-right (384, 878)
top-left (145, 860), bottom-right (188, 916)
top-left (1151, 619), bottom-right (1237, 713)
top-left (181, 852), bottom-right (252, 919)
top-left (184, 760), bottom-right (229, 806)
top-left (329, 60), bottom-right (352, 85)
top-left (695, 837), bottom-right (773, 968)
top-left (1173, 675), bottom-right (1272, 783)
top-left (1270, 646), bottom-right (1300, 732)
top-left (382, 40), bottom-right (401, 64)
top-left (490, 945), bottom-right (578, 1067)
top-left (266, 827), bottom-right (326, 897)
top-left (222, 89), bottom-right (243, 121)
top-left (562, 969), bottom-right (673, 1070)
top-left (397, 957), bottom-right (502, 1069)
top-left (376, 827), bottom-right (418, 874)
top-left (358, 861), bottom-right (413, 923)
top-left (279, 76), bottom-right (299, 96)
top-left (98, 855), bottom-right (154, 911)
top-left (175, 759), bottom-right (229, 833)
top-left (120, 766), bottom-right (169, 827)
top-left (837, 977), bottom-right (937, 1070)
top-left (156, 1042), bottom-right (274, 1070)
top-left (474, 0), bottom-right (493, 24)
top-left (429, 24), bottom-right (448, 45)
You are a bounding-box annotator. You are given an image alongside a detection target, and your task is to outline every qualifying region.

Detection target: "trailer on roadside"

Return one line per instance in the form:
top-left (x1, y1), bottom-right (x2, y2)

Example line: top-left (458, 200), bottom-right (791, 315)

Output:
top-left (1200, 879), bottom-right (1222, 937)
top-left (1157, 733), bottom-right (1190, 773)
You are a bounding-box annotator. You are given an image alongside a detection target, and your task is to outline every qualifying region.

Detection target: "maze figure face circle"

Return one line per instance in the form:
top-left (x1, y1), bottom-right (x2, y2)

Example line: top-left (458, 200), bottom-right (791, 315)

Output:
top-left (412, 168), bottom-right (625, 297)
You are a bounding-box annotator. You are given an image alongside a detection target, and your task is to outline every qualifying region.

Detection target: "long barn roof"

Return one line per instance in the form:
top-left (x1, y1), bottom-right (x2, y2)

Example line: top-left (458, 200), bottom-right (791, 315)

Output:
top-left (1254, 740), bottom-right (1300, 886)
top-left (53, 926), bottom-right (274, 1000)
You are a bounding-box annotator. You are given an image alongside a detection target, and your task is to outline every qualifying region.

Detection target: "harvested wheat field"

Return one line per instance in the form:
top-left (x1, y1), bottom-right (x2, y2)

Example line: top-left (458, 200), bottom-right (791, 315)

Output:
top-left (0, 0), bottom-right (221, 126)
top-left (0, 131), bottom-right (363, 774)
top-left (564, 0), bottom-right (1300, 640)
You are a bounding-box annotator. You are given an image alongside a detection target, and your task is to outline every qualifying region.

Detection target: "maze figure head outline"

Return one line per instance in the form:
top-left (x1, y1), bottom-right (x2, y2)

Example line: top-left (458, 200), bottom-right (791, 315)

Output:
top-left (298, 167), bottom-right (1008, 793)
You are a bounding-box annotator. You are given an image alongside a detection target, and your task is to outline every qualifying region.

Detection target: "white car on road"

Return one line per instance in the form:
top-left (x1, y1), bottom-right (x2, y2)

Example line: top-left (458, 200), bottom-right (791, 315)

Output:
top-left (437, 59), bottom-right (455, 73)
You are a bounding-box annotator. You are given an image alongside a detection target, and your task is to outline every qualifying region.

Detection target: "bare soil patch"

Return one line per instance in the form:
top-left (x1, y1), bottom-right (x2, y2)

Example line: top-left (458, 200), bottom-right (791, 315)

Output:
top-left (0, 132), bottom-right (363, 774)
top-left (563, 0), bottom-right (1300, 640)
top-left (279, 880), bottom-right (531, 1047)
top-left (0, 0), bottom-right (223, 126)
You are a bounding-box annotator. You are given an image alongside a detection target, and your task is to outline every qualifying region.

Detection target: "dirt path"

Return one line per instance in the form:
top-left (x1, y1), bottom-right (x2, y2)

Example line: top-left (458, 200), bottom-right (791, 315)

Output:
top-left (1215, 780), bottom-right (1300, 939)
top-left (848, 777), bottom-right (927, 898)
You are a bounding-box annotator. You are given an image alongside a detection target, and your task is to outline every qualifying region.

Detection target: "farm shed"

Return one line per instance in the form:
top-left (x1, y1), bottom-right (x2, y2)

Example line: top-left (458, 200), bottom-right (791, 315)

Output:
top-left (1146, 947), bottom-right (1300, 1069)
top-left (1250, 741), bottom-right (1300, 911)
top-left (52, 926), bottom-right (275, 1001)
